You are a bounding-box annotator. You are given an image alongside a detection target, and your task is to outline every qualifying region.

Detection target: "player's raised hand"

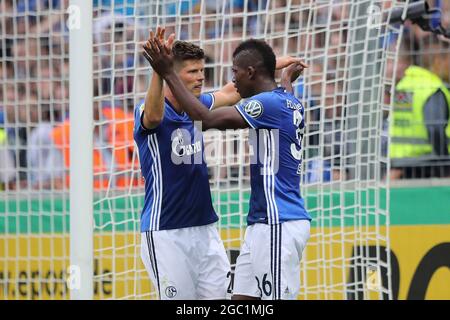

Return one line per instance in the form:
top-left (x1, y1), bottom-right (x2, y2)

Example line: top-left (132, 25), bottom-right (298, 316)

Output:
top-left (276, 56), bottom-right (308, 70)
top-left (281, 61), bottom-right (307, 93)
top-left (155, 26), bottom-right (176, 51)
top-left (145, 28), bottom-right (175, 77)
top-left (282, 61), bottom-right (307, 83)
top-left (142, 26), bottom-right (175, 66)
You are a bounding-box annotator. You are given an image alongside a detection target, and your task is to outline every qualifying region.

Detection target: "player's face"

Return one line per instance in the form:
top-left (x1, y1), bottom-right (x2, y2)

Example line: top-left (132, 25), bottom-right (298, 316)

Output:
top-left (177, 59), bottom-right (205, 98)
top-left (231, 62), bottom-right (252, 98)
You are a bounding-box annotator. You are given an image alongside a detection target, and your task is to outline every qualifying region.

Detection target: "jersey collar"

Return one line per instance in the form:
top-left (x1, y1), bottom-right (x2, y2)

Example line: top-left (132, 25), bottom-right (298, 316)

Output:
top-left (165, 98), bottom-right (186, 117)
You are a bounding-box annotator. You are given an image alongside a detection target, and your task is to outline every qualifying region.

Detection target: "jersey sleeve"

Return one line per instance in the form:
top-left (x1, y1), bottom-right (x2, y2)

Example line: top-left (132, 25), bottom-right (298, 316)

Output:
top-left (199, 93), bottom-right (215, 110)
top-left (234, 93), bottom-right (279, 129)
top-left (134, 101), bottom-right (153, 135)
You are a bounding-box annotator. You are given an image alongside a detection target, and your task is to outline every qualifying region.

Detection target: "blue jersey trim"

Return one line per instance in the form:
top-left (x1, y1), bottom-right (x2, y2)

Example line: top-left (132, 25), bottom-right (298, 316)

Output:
top-left (138, 102), bottom-right (161, 133)
top-left (206, 92), bottom-right (215, 109)
top-left (234, 105), bottom-right (256, 129)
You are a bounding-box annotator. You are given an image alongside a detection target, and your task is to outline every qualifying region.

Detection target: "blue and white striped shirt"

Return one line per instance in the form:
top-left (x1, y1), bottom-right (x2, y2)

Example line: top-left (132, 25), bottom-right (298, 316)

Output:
top-left (235, 87), bottom-right (311, 225)
top-left (134, 94), bottom-right (218, 232)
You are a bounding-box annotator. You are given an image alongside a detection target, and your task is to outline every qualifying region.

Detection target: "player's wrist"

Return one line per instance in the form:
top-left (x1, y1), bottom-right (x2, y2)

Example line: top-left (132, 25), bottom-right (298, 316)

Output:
top-left (163, 70), bottom-right (178, 83)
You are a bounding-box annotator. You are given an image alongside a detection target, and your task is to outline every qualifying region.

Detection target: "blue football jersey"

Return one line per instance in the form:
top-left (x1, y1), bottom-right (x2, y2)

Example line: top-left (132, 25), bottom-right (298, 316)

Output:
top-left (235, 87), bottom-right (311, 225)
top-left (134, 93), bottom-right (218, 232)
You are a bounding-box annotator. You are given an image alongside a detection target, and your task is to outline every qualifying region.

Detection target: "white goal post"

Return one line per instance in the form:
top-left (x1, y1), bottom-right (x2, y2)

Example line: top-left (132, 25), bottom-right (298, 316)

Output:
top-left (68, 0), bottom-right (94, 300)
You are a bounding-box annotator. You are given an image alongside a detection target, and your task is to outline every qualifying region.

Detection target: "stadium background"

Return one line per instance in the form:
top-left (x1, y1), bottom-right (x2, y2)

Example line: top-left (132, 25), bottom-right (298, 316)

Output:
top-left (0, 0), bottom-right (449, 300)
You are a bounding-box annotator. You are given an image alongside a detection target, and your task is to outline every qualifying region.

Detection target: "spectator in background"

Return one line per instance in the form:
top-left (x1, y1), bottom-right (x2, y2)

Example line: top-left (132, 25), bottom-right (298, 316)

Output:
top-left (94, 0), bottom-right (135, 16)
top-left (3, 91), bottom-right (40, 189)
top-left (304, 75), bottom-right (345, 183)
top-left (0, 109), bottom-right (15, 189)
top-left (27, 98), bottom-right (137, 190)
top-left (1, 2), bottom-right (142, 190)
top-left (0, 60), bottom-right (14, 189)
top-left (389, 37), bottom-right (450, 179)
top-left (94, 13), bottom-right (138, 112)
top-left (425, 34), bottom-right (450, 86)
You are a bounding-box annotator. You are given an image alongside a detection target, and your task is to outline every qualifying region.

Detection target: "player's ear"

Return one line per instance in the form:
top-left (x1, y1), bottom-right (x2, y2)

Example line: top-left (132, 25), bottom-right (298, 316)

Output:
top-left (247, 66), bottom-right (256, 79)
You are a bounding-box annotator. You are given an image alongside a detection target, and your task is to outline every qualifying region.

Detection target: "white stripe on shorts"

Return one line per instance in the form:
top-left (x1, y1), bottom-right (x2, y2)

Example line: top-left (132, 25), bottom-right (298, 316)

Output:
top-left (146, 231), bottom-right (161, 296)
top-left (270, 223), bottom-right (282, 299)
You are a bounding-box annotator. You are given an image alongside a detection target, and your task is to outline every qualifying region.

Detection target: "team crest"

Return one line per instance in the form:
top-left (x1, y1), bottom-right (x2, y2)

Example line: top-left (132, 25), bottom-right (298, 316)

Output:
top-left (165, 286), bottom-right (177, 298)
top-left (244, 100), bottom-right (263, 118)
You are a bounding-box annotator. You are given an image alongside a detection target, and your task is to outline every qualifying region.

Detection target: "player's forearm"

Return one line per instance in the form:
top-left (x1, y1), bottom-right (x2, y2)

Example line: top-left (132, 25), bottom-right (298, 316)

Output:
top-left (213, 82), bottom-right (241, 108)
top-left (162, 73), bottom-right (240, 130)
top-left (164, 71), bottom-right (213, 123)
top-left (281, 74), bottom-right (294, 93)
top-left (213, 57), bottom-right (300, 108)
top-left (143, 72), bottom-right (164, 128)
top-left (280, 62), bottom-right (306, 93)
top-left (276, 56), bottom-right (293, 70)
top-left (278, 56), bottom-right (298, 93)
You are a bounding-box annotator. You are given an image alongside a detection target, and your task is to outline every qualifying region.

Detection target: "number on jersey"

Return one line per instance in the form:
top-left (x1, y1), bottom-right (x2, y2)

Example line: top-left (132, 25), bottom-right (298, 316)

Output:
top-left (290, 109), bottom-right (304, 160)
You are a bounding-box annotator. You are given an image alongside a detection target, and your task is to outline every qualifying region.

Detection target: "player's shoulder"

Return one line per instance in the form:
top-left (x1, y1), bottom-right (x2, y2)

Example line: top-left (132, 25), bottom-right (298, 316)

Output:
top-left (253, 88), bottom-right (282, 99)
top-left (132, 101), bottom-right (143, 120)
top-left (200, 92), bottom-right (214, 99)
top-left (133, 100), bottom-right (153, 134)
top-left (135, 100), bottom-right (145, 112)
top-left (199, 92), bottom-right (215, 109)
top-left (250, 87), bottom-right (290, 105)
top-left (244, 87), bottom-right (291, 111)
top-left (237, 88), bottom-right (281, 117)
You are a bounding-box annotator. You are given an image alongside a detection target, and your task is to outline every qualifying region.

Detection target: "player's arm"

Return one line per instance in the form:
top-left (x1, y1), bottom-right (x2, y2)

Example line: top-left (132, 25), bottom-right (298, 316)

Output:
top-left (210, 82), bottom-right (241, 109)
top-left (141, 28), bottom-right (175, 129)
top-left (211, 56), bottom-right (307, 108)
top-left (145, 37), bottom-right (248, 130)
top-left (141, 71), bottom-right (163, 130)
top-left (276, 56), bottom-right (307, 70)
top-left (165, 72), bottom-right (248, 130)
top-left (281, 61), bottom-right (308, 93)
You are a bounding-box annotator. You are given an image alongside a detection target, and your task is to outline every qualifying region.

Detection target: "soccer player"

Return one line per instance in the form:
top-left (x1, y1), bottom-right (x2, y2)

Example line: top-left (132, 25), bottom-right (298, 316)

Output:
top-left (145, 34), bottom-right (311, 300)
top-left (144, 33), bottom-right (311, 299)
top-left (135, 27), bottom-right (304, 300)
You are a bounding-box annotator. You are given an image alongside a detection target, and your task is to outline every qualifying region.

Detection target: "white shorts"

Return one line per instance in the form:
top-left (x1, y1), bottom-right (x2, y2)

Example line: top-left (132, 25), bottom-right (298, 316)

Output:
top-left (233, 220), bottom-right (310, 300)
top-left (141, 223), bottom-right (230, 300)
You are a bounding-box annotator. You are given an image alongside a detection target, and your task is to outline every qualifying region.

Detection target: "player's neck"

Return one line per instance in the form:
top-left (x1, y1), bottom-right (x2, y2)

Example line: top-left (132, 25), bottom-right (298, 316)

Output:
top-left (253, 78), bottom-right (278, 95)
top-left (165, 88), bottom-right (184, 114)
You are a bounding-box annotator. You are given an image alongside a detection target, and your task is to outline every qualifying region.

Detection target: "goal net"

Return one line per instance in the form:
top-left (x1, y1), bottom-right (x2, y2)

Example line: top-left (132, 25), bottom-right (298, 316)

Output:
top-left (0, 0), bottom-right (407, 300)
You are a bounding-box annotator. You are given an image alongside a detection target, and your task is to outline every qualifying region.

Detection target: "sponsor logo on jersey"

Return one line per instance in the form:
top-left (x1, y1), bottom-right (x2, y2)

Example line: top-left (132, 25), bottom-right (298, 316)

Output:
top-left (171, 128), bottom-right (202, 157)
top-left (244, 100), bottom-right (263, 118)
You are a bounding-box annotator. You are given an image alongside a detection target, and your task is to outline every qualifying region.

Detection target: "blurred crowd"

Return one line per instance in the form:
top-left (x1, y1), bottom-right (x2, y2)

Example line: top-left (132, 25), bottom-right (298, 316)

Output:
top-left (1, 0), bottom-right (450, 192)
top-left (0, 0), bottom-right (145, 191)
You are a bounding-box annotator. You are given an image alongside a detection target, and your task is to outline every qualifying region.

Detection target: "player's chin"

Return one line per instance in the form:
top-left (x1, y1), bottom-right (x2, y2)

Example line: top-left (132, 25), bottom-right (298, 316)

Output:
top-left (235, 86), bottom-right (249, 98)
top-left (239, 91), bottom-right (251, 98)
top-left (192, 87), bottom-right (202, 97)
